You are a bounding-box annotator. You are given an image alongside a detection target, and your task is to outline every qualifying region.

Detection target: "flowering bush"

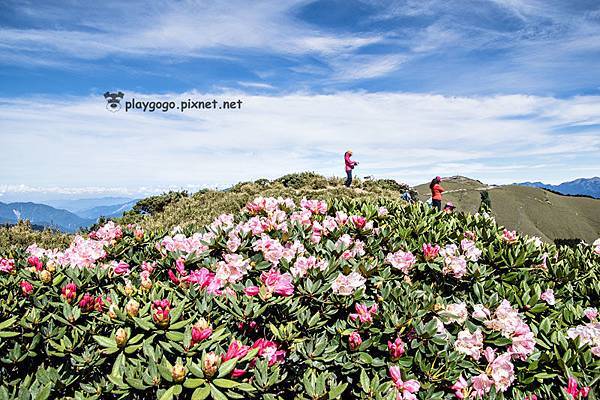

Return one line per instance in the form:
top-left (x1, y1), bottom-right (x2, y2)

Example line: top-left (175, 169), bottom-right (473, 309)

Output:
top-left (0, 196), bottom-right (598, 399)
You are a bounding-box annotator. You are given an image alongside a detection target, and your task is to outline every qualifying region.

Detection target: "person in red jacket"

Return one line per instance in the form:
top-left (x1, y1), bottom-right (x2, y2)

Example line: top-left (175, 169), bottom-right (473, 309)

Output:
top-left (430, 176), bottom-right (444, 211)
top-left (344, 150), bottom-right (358, 187)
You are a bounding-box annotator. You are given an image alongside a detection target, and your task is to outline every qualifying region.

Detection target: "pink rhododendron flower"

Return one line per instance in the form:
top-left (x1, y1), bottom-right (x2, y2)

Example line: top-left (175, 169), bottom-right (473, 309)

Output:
top-left (348, 331), bottom-right (362, 350)
top-left (567, 322), bottom-right (600, 355)
top-left (422, 243), bottom-right (440, 261)
top-left (152, 299), bottom-right (171, 326)
top-left (27, 256), bottom-right (43, 271)
top-left (472, 304), bottom-right (490, 320)
top-left (502, 229), bottom-right (518, 244)
top-left (584, 307), bottom-right (598, 321)
top-left (487, 352), bottom-right (515, 392)
top-left (252, 338), bottom-right (286, 365)
top-left (388, 337), bottom-right (405, 360)
top-left (331, 272), bottom-right (366, 295)
top-left (61, 283), bottom-right (77, 302)
top-left (191, 325), bottom-right (212, 345)
top-left (524, 395), bottom-right (538, 400)
top-left (300, 198), bottom-right (327, 215)
top-left (20, 281), bottom-right (33, 296)
top-left (253, 235), bottom-right (285, 266)
top-left (389, 366), bottom-right (420, 400)
top-left (260, 268), bottom-right (294, 296)
top-left (566, 377), bottom-right (590, 398)
top-left (454, 328), bottom-right (484, 360)
top-left (386, 250), bottom-right (416, 274)
top-left (349, 303), bottom-right (378, 324)
top-left (0, 258), bottom-right (15, 273)
top-left (350, 215), bottom-right (367, 229)
top-left (222, 340), bottom-right (250, 361)
top-left (509, 322), bottom-right (536, 360)
top-left (112, 260), bottom-right (130, 275)
top-left (471, 374), bottom-right (493, 397)
top-left (335, 211), bottom-right (348, 225)
top-left (451, 376), bottom-right (468, 399)
top-left (244, 286), bottom-right (260, 296)
top-left (461, 239), bottom-right (482, 262)
top-left (442, 255), bottom-right (468, 279)
top-left (485, 300), bottom-right (523, 336)
top-left (231, 368), bottom-right (247, 378)
top-left (593, 238), bottom-right (600, 255)
top-left (540, 288), bottom-right (556, 305)
top-left (291, 256), bottom-right (327, 277)
top-left (443, 302), bottom-right (469, 324)
top-left (378, 206), bottom-right (388, 216)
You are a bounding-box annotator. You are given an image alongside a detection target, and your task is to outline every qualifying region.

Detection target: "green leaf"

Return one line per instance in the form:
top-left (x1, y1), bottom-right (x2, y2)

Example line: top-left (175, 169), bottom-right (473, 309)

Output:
top-left (93, 335), bottom-right (117, 349)
top-left (217, 358), bottom-right (238, 378)
top-left (0, 316), bottom-right (18, 331)
top-left (34, 383), bottom-right (51, 400)
top-left (360, 369), bottom-right (370, 394)
top-left (213, 378), bottom-right (240, 389)
top-left (329, 383), bottom-right (348, 399)
top-left (191, 385), bottom-right (211, 400)
top-left (210, 384), bottom-right (228, 400)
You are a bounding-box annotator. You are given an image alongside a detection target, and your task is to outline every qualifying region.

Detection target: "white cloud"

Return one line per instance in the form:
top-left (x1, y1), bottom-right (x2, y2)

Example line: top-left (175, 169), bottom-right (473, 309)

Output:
top-left (1, 90), bottom-right (599, 189)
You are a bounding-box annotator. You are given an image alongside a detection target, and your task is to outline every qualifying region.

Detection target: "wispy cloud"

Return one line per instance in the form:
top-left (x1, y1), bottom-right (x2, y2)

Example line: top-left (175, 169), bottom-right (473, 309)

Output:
top-left (1, 90), bottom-right (598, 189)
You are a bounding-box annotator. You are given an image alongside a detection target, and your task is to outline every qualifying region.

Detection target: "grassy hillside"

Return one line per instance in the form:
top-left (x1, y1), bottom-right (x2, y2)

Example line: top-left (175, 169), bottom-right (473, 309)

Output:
top-left (414, 176), bottom-right (600, 243)
top-left (118, 173), bottom-right (416, 233)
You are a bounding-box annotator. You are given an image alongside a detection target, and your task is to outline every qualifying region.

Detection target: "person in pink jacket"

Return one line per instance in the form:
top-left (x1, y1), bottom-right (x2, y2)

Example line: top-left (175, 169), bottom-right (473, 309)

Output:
top-left (344, 150), bottom-right (359, 187)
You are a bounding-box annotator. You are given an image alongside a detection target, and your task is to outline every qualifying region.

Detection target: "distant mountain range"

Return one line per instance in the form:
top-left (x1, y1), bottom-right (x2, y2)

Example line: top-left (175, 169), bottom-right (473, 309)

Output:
top-left (0, 197), bottom-right (137, 232)
top-left (516, 177), bottom-right (600, 199)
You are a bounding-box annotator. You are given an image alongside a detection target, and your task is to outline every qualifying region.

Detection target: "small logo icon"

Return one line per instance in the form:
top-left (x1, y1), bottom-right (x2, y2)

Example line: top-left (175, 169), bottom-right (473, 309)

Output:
top-left (104, 91), bottom-right (124, 112)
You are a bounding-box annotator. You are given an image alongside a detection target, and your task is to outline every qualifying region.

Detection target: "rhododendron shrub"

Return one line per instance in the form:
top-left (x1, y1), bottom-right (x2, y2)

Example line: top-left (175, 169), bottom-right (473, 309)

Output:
top-left (0, 197), bottom-right (598, 399)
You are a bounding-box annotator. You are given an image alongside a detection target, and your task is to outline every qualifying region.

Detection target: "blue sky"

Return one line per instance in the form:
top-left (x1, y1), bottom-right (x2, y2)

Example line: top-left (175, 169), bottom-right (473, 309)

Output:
top-left (1, 0), bottom-right (599, 199)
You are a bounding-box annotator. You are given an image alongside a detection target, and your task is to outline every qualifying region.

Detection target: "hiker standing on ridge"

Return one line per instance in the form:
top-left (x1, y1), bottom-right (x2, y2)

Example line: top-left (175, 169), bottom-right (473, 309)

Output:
top-left (344, 150), bottom-right (359, 187)
top-left (430, 176), bottom-right (444, 211)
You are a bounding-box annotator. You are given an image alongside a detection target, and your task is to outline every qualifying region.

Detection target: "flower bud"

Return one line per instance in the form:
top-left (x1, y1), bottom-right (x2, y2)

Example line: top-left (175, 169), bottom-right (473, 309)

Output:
top-left (39, 270), bottom-right (52, 283)
top-left (202, 352), bottom-right (220, 377)
top-left (115, 328), bottom-right (128, 347)
top-left (349, 331), bottom-right (362, 351)
top-left (141, 278), bottom-right (153, 291)
top-left (125, 299), bottom-right (140, 317)
top-left (46, 261), bottom-right (56, 272)
top-left (171, 362), bottom-right (186, 382)
top-left (124, 280), bottom-right (135, 296)
top-left (108, 304), bottom-right (118, 319)
top-left (20, 281), bottom-right (34, 296)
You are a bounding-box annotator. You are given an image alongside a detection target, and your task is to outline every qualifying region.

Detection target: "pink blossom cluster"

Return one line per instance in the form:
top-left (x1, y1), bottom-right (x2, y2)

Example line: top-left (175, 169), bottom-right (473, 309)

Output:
top-left (385, 250), bottom-right (416, 274)
top-left (252, 235), bottom-right (305, 266)
top-left (483, 300), bottom-right (536, 360)
top-left (502, 229), bottom-right (518, 244)
top-left (540, 288), bottom-right (555, 305)
top-left (349, 303), bottom-right (378, 324)
top-left (422, 243), bottom-right (440, 261)
top-left (89, 221), bottom-right (122, 242)
top-left (215, 253), bottom-right (251, 284)
top-left (452, 348), bottom-right (516, 396)
top-left (335, 234), bottom-right (366, 260)
top-left (260, 268), bottom-right (294, 296)
top-left (0, 258), bottom-right (15, 273)
top-left (331, 272), bottom-right (366, 295)
top-left (290, 256), bottom-right (327, 278)
top-left (441, 302), bottom-right (469, 324)
top-left (594, 238), bottom-right (600, 255)
top-left (300, 198), bottom-right (328, 215)
top-left (158, 232), bottom-right (214, 256)
top-left (245, 197), bottom-right (295, 215)
top-left (389, 366), bottom-right (420, 400)
top-left (454, 328), bottom-right (484, 360)
top-left (567, 322), bottom-right (600, 357)
top-left (438, 240), bottom-right (481, 279)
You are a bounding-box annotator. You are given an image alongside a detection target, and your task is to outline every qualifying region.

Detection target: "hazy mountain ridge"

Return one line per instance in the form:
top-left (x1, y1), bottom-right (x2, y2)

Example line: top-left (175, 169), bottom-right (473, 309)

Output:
top-left (0, 202), bottom-right (94, 233)
top-left (517, 177), bottom-right (600, 199)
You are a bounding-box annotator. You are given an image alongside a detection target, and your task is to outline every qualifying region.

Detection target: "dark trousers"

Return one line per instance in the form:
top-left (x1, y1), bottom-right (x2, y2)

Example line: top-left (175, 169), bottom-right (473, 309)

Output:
top-left (432, 199), bottom-right (442, 211)
top-left (345, 170), bottom-right (353, 187)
